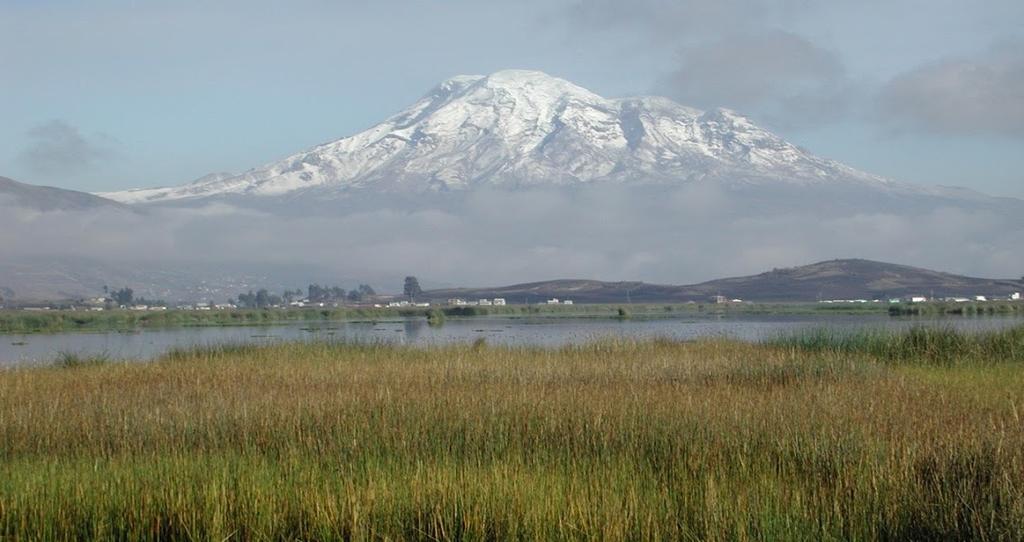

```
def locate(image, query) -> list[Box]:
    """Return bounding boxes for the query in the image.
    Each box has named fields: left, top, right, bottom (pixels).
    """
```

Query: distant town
left=0, top=276, right=582, bottom=312
left=4, top=288, right=1021, bottom=313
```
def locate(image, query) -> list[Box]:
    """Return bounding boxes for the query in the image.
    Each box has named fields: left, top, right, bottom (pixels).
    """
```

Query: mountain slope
left=0, top=177, right=127, bottom=212
left=102, top=70, right=900, bottom=204
left=423, top=260, right=1024, bottom=303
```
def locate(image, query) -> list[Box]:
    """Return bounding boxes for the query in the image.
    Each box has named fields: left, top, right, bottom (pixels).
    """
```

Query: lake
left=8, top=313, right=1024, bottom=366
left=2, top=313, right=1022, bottom=367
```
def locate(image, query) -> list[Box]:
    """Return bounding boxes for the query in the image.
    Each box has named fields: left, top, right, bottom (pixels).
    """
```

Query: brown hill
left=0, top=176, right=128, bottom=212
left=424, top=259, right=1023, bottom=303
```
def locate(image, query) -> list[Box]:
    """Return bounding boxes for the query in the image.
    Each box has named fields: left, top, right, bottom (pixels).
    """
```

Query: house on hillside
left=1012, top=292, right=1021, bottom=301
left=493, top=298, right=507, bottom=306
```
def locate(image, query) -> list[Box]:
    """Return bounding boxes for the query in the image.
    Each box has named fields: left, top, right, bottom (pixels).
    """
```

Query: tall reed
left=1, top=336, right=1022, bottom=540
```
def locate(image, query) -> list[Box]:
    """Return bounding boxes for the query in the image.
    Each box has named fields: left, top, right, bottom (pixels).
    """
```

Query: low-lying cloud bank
left=1, top=184, right=1022, bottom=299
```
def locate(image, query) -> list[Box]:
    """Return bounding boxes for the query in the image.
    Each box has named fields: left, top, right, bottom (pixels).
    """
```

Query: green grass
left=2, top=327, right=1023, bottom=540
left=767, top=325, right=1024, bottom=365
left=0, top=303, right=896, bottom=335
left=889, top=301, right=1024, bottom=316
left=52, top=351, right=113, bottom=368
left=0, top=307, right=397, bottom=334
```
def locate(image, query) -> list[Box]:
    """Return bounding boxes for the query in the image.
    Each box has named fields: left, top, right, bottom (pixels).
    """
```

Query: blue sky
left=1, top=0, right=1022, bottom=197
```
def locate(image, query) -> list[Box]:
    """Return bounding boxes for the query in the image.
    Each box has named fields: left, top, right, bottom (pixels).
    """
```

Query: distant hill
left=0, top=176, right=127, bottom=212
left=424, top=259, right=1024, bottom=303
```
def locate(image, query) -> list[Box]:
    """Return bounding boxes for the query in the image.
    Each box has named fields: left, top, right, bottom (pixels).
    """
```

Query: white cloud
left=877, top=41, right=1024, bottom=137
left=1, top=185, right=1021, bottom=298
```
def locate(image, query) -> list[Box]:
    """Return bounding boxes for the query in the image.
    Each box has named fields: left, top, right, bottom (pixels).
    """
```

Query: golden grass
left=1, top=339, right=1022, bottom=540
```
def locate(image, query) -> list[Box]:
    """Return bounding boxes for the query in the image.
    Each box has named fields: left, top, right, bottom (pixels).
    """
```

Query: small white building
left=478, top=299, right=493, bottom=306
left=909, top=296, right=928, bottom=303
left=562, top=300, right=573, bottom=305
left=975, top=295, right=988, bottom=302
left=546, top=298, right=561, bottom=305
left=493, top=298, right=507, bottom=306
left=1012, top=292, right=1021, bottom=301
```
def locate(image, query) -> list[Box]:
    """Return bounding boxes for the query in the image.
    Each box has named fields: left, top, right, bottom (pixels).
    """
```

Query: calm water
left=2, top=314, right=1022, bottom=367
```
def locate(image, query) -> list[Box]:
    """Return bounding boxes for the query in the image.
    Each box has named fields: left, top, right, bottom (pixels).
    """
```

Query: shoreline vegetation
left=1, top=300, right=1021, bottom=335
left=1, top=326, right=1022, bottom=539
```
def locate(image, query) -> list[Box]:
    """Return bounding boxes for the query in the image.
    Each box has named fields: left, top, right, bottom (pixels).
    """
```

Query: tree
left=348, top=284, right=376, bottom=302
left=255, top=289, right=270, bottom=308
left=403, top=276, right=422, bottom=301
left=237, top=291, right=257, bottom=308
left=308, top=284, right=328, bottom=303
left=112, top=288, right=134, bottom=306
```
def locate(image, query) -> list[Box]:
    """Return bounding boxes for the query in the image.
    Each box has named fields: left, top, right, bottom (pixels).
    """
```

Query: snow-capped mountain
left=101, top=70, right=897, bottom=204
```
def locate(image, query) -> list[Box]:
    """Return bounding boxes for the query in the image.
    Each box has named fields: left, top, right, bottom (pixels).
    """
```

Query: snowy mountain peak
left=101, top=70, right=891, bottom=204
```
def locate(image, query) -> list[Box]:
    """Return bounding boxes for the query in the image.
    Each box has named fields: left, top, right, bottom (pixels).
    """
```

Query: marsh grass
left=1, top=332, right=1023, bottom=540
left=890, top=301, right=1024, bottom=316
left=769, top=325, right=1024, bottom=365
left=0, top=302, right=900, bottom=334
left=52, top=350, right=112, bottom=368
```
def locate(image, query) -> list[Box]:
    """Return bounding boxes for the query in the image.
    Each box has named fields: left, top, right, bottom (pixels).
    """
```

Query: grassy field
left=1, top=327, right=1023, bottom=540
left=889, top=301, right=1024, bottom=316
left=0, top=302, right=902, bottom=335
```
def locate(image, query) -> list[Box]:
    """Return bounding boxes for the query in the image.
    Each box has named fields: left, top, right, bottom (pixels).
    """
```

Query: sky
left=1, top=0, right=1022, bottom=198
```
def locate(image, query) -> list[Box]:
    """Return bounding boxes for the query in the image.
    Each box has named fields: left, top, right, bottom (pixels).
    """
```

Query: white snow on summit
left=102, top=70, right=894, bottom=204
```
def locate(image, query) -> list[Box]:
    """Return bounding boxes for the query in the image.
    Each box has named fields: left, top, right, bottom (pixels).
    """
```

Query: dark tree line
left=237, top=289, right=283, bottom=309
left=111, top=287, right=134, bottom=306
left=306, top=284, right=377, bottom=303
left=236, top=284, right=378, bottom=308
left=100, top=287, right=165, bottom=307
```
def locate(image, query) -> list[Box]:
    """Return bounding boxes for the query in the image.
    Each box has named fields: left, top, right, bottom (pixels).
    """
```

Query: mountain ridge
left=0, top=176, right=128, bottom=212
left=423, top=259, right=1024, bottom=303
